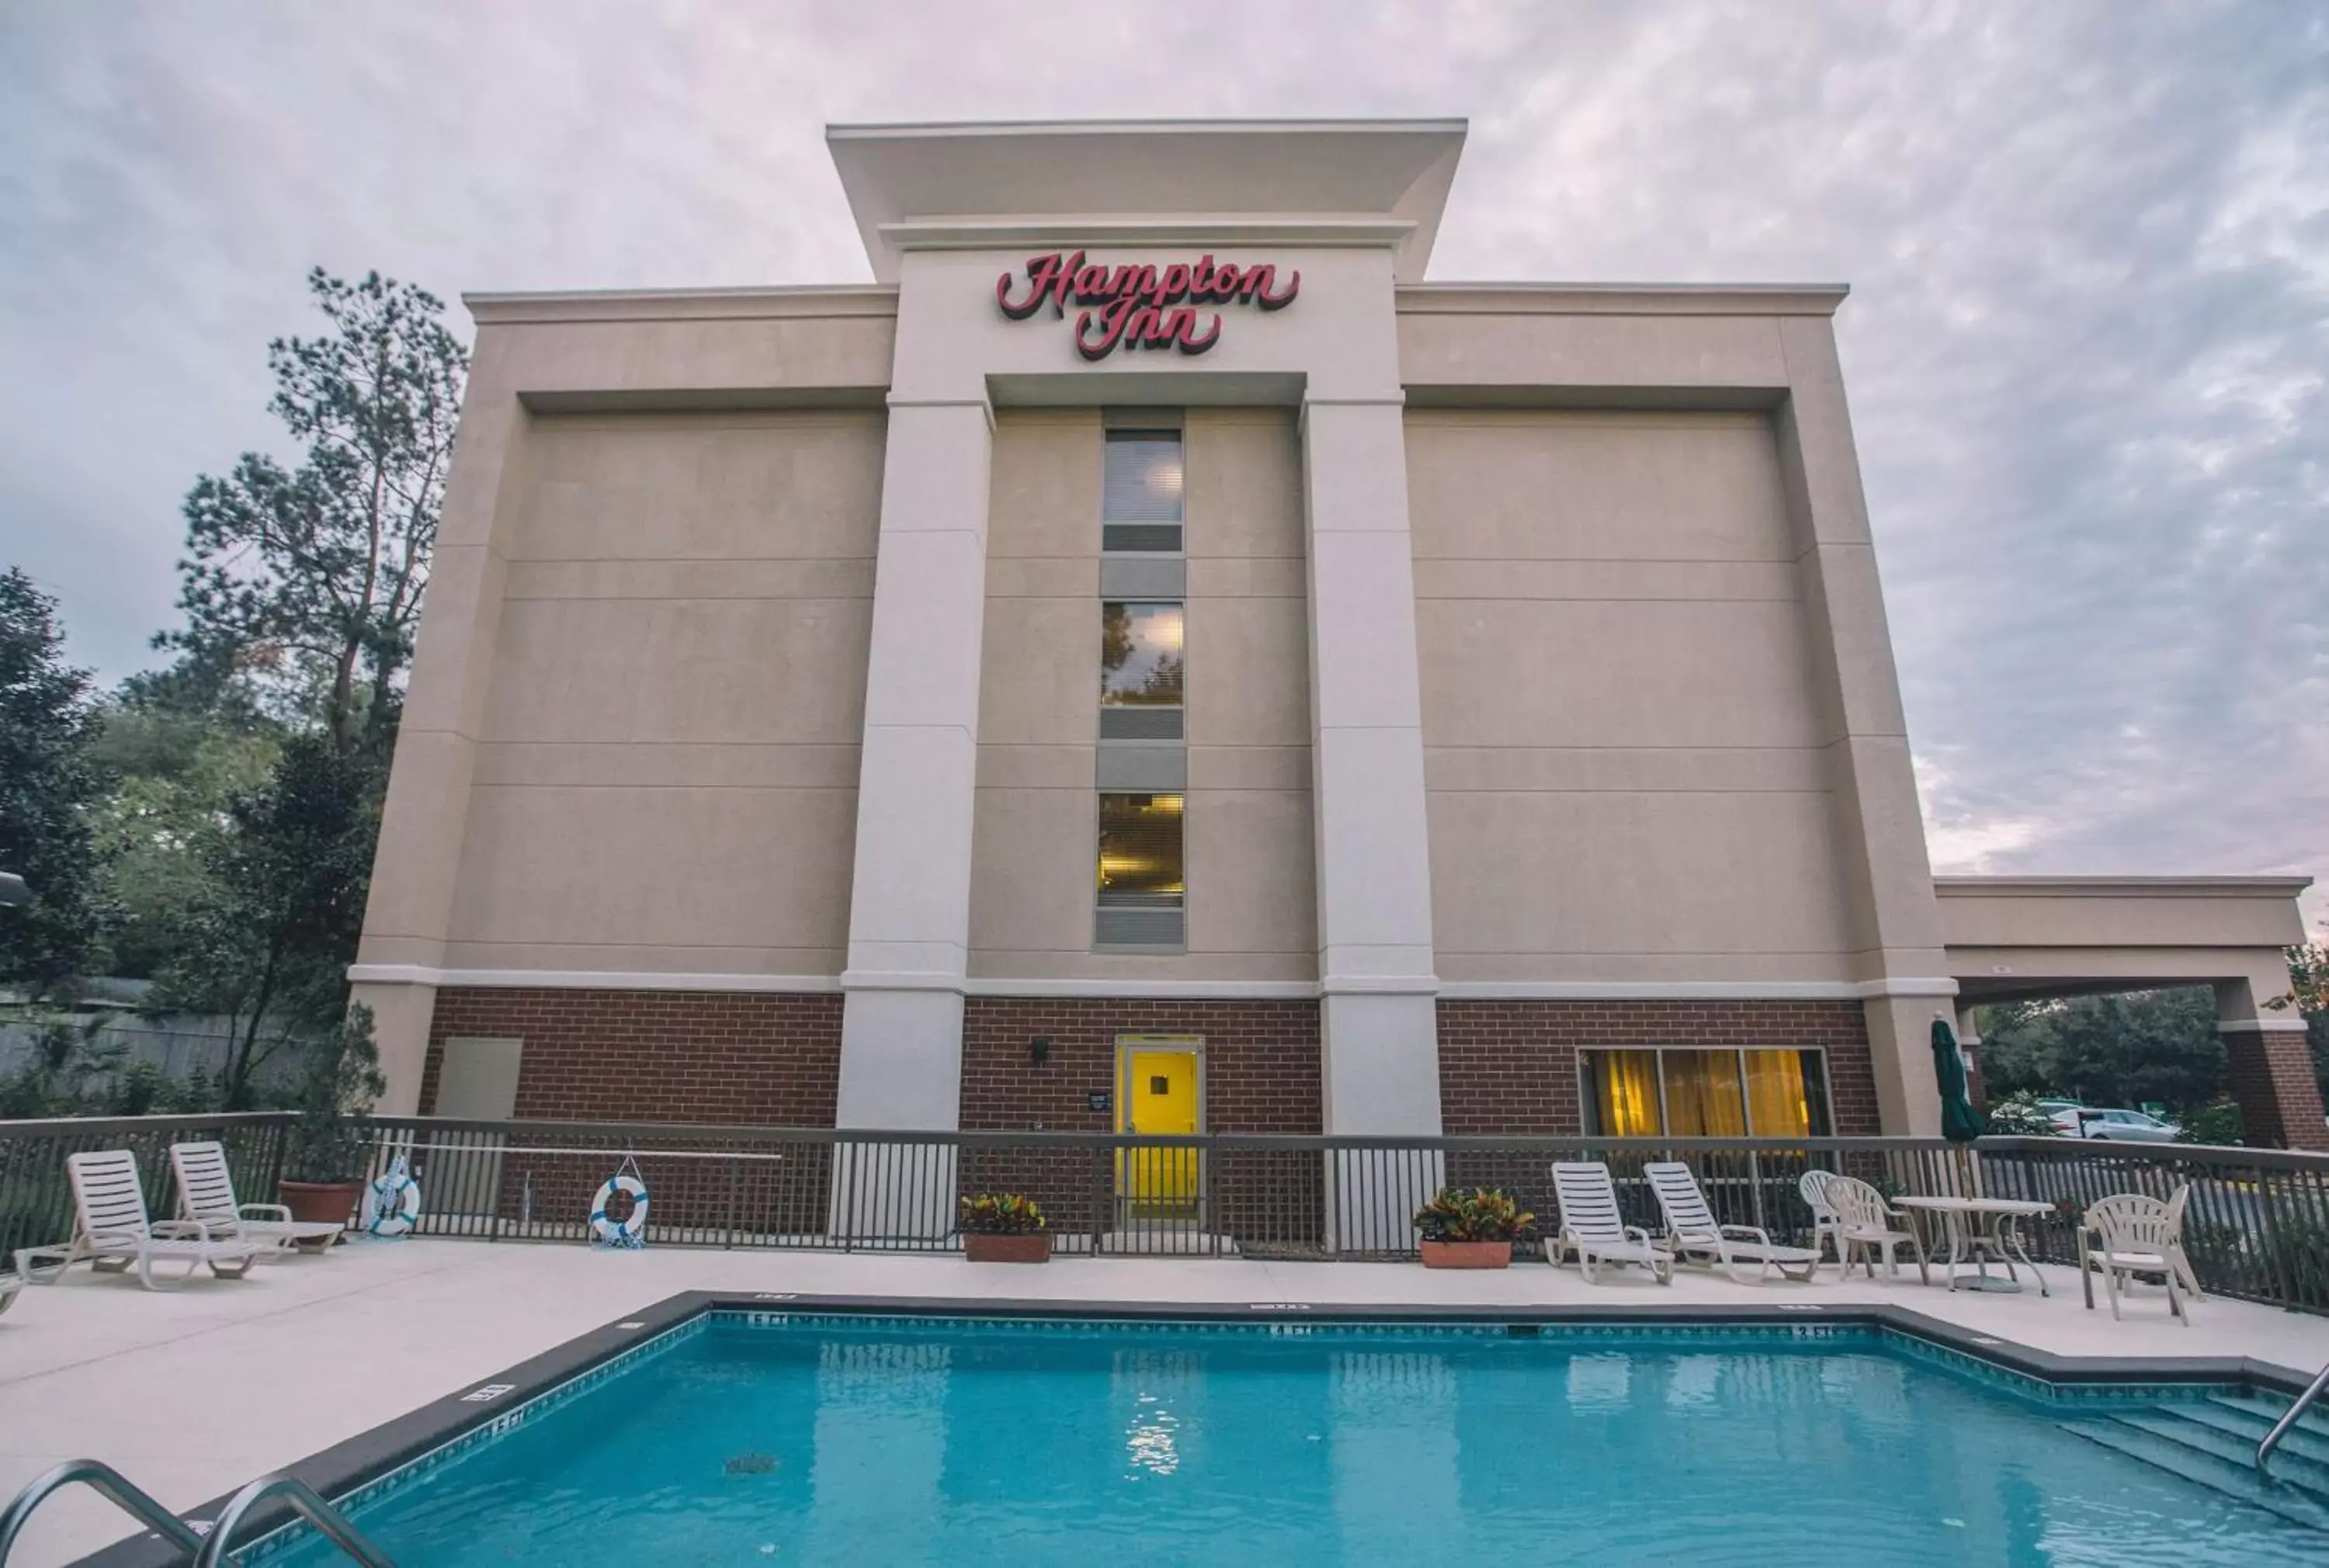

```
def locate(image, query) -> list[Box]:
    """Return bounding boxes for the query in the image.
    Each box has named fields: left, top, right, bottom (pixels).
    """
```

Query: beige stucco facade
left=349, top=119, right=2317, bottom=1147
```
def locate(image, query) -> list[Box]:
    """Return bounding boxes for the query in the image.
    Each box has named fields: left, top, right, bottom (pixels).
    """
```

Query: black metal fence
left=0, top=1112, right=294, bottom=1265
left=4, top=1114, right=2327, bottom=1314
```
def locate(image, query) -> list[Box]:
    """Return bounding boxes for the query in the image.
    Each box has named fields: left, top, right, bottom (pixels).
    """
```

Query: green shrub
left=282, top=1004, right=384, bottom=1184
left=1984, top=1092, right=2062, bottom=1137
left=959, top=1193, right=1046, bottom=1234
left=1414, top=1186, right=1536, bottom=1243
left=2175, top=1096, right=2244, bottom=1147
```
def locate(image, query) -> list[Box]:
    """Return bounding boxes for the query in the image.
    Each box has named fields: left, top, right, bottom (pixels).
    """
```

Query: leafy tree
left=2275, top=933, right=2329, bottom=1101
left=0, top=567, right=105, bottom=993
left=86, top=676, right=281, bottom=980
left=1977, top=987, right=2226, bottom=1113
left=283, top=1002, right=386, bottom=1184
left=152, top=730, right=385, bottom=1105
left=161, top=269, right=467, bottom=748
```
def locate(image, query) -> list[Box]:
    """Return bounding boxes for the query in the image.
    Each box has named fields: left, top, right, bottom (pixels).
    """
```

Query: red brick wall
left=1434, top=999, right=1882, bottom=1136
left=957, top=997, right=1323, bottom=1133
left=2225, top=1027, right=2329, bottom=1152
left=956, top=997, right=1325, bottom=1249
left=418, top=988, right=844, bottom=1126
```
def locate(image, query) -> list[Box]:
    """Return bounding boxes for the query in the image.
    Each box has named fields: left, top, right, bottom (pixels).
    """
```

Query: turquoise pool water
left=274, top=1316, right=2323, bottom=1566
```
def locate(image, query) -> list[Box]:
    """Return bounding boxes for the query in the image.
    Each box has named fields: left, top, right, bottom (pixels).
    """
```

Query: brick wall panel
left=1435, top=999, right=1882, bottom=1136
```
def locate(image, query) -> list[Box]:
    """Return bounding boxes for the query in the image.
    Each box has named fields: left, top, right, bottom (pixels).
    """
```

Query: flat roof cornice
left=464, top=284, right=899, bottom=325
left=1398, top=283, right=1851, bottom=317
left=1934, top=875, right=2315, bottom=900
left=828, top=116, right=1470, bottom=140
left=826, top=118, right=1467, bottom=284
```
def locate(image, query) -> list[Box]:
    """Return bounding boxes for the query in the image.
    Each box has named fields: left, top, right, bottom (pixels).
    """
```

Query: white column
left=1303, top=395, right=1444, bottom=1142
left=1304, top=394, right=1444, bottom=1250
left=830, top=396, right=990, bottom=1235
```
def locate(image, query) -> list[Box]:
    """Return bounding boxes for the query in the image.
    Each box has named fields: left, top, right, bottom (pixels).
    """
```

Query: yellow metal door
left=1118, top=1049, right=1199, bottom=1205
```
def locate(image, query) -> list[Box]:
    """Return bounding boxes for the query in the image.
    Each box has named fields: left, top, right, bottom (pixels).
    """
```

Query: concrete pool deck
left=5, top=1239, right=2327, bottom=1566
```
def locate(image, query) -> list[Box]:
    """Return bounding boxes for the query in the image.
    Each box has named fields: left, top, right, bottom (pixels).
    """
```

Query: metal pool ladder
left=2258, top=1358, right=2329, bottom=1481
left=0, top=1458, right=394, bottom=1566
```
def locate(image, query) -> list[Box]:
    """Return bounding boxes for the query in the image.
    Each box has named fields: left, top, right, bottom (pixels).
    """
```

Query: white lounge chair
left=26, top=1150, right=265, bottom=1291
left=1826, top=1175, right=1929, bottom=1285
left=172, top=1140, right=345, bottom=1254
left=2081, top=1189, right=2195, bottom=1325
left=1551, top=1162, right=1673, bottom=1284
left=1799, top=1169, right=1846, bottom=1269
left=1644, top=1161, right=1821, bottom=1285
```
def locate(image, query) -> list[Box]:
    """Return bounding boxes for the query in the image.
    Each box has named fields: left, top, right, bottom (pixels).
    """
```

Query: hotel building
left=349, top=120, right=2323, bottom=1152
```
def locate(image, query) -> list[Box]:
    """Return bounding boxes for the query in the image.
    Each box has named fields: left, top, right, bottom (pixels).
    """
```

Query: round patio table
left=1892, top=1196, right=2054, bottom=1296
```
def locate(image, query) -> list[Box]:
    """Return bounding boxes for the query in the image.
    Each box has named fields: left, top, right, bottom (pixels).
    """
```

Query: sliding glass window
left=1578, top=1048, right=1833, bottom=1138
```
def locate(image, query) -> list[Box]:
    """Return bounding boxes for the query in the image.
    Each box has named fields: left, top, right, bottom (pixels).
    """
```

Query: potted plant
left=1414, top=1186, right=1535, bottom=1269
left=960, top=1193, right=1050, bottom=1262
left=278, top=1004, right=387, bottom=1237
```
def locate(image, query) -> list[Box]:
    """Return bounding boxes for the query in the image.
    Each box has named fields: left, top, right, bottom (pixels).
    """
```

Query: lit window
left=1096, top=793, right=1185, bottom=947
left=1101, top=602, right=1185, bottom=708
left=1578, top=1048, right=1832, bottom=1137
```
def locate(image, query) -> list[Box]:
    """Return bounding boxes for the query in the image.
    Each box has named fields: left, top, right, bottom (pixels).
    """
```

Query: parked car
left=2033, top=1097, right=2084, bottom=1119
left=2050, top=1106, right=2181, bottom=1143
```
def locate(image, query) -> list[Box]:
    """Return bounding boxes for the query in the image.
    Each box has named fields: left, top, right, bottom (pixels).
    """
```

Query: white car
left=2050, top=1106, right=2181, bottom=1143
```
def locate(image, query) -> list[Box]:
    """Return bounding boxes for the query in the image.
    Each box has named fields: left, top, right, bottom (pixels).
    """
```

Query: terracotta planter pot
left=964, top=1231, right=1053, bottom=1264
left=1420, top=1239, right=1512, bottom=1270
left=277, top=1180, right=363, bottom=1239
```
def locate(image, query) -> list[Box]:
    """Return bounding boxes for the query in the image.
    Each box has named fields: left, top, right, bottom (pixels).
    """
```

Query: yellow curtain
left=1595, top=1050, right=1661, bottom=1136
left=1663, top=1051, right=1746, bottom=1136
left=1744, top=1050, right=1811, bottom=1137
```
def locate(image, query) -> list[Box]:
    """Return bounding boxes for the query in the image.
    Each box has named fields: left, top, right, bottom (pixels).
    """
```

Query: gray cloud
left=1, top=1, right=2320, bottom=922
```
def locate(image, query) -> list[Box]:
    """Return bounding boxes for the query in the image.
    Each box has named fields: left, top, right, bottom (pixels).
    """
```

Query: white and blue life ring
left=364, top=1158, right=422, bottom=1238
left=591, top=1173, right=649, bottom=1249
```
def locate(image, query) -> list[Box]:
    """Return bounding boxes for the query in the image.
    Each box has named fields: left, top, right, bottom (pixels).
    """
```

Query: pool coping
left=77, top=1292, right=2324, bottom=1566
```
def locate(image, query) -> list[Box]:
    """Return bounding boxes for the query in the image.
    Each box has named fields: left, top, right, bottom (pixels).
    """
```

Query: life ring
left=365, top=1160, right=422, bottom=1238
left=591, top=1174, right=649, bottom=1247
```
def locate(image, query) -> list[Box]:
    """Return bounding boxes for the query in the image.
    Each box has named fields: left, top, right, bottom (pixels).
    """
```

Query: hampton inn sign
left=996, top=249, right=1300, bottom=359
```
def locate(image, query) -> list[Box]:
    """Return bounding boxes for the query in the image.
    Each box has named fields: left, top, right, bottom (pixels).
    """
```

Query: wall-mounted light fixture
left=1029, top=1036, right=1052, bottom=1066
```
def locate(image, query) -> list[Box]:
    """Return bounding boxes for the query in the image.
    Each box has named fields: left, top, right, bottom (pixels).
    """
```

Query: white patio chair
left=1645, top=1161, right=1821, bottom=1285
left=2164, top=1184, right=2204, bottom=1301
left=1826, top=1175, right=1929, bottom=1285
left=172, top=1140, right=345, bottom=1253
left=1799, top=1168, right=1846, bottom=1269
left=29, top=1149, right=265, bottom=1291
left=2080, top=1191, right=2193, bottom=1325
left=1551, top=1162, right=1672, bottom=1285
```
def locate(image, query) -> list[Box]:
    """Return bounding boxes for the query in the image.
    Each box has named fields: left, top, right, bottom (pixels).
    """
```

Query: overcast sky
left=2, top=2, right=2322, bottom=924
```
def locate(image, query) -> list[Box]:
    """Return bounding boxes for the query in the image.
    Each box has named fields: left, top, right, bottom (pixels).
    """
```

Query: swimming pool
left=259, top=1311, right=2324, bottom=1566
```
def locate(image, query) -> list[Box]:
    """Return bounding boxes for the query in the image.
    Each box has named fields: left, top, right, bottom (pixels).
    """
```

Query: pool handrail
left=0, top=1457, right=206, bottom=1563
left=2257, top=1357, right=2329, bottom=1480
left=191, top=1471, right=395, bottom=1567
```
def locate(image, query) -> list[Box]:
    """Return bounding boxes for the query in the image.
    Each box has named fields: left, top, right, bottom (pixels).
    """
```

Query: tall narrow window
left=1743, top=1049, right=1831, bottom=1137
left=1660, top=1050, right=1748, bottom=1137
left=1583, top=1049, right=1661, bottom=1137
left=1099, top=601, right=1185, bottom=741
left=1095, top=792, right=1185, bottom=947
left=1102, top=429, right=1184, bottom=553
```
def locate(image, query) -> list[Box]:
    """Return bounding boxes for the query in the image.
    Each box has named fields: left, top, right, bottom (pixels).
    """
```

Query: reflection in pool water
left=273, top=1319, right=2324, bottom=1567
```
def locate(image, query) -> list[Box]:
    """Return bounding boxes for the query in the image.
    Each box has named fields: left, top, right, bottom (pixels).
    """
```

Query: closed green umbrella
left=1932, top=1018, right=1986, bottom=1143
